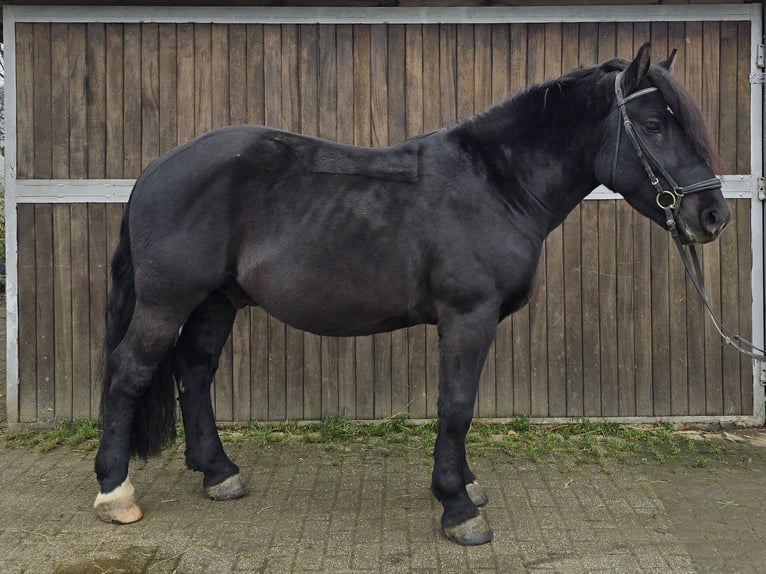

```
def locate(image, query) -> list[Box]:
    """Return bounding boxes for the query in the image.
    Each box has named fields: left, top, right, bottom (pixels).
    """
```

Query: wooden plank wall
left=14, top=20, right=755, bottom=422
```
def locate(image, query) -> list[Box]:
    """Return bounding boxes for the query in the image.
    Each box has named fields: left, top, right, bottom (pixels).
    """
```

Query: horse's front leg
left=431, top=304, right=497, bottom=545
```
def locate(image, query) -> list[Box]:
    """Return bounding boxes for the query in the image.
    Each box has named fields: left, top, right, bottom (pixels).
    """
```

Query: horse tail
left=100, top=203, right=177, bottom=460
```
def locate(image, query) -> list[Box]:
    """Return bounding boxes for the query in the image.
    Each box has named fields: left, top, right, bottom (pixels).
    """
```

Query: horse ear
left=660, top=48, right=678, bottom=73
left=622, top=42, right=652, bottom=95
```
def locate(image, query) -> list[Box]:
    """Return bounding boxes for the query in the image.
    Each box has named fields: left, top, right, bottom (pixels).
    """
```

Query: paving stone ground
left=0, top=436, right=765, bottom=574
left=2, top=312, right=765, bottom=573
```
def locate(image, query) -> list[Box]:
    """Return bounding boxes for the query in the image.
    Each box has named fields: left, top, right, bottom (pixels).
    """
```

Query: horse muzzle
left=675, top=196, right=731, bottom=244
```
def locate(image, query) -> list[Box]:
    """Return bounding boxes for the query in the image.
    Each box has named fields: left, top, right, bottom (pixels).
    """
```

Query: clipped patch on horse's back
left=304, top=140, right=420, bottom=183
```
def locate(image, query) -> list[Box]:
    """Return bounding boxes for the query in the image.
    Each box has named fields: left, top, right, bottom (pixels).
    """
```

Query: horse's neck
left=462, top=88, right=606, bottom=232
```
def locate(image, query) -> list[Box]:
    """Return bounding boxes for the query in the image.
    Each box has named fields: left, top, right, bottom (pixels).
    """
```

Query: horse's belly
left=238, top=255, right=432, bottom=337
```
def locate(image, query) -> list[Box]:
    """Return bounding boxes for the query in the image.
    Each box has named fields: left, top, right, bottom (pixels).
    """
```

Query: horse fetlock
left=205, top=473, right=247, bottom=501
left=442, top=513, right=493, bottom=546
left=94, top=476, right=143, bottom=524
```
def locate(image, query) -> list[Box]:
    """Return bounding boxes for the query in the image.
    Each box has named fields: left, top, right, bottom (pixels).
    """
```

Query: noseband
left=611, top=71, right=766, bottom=362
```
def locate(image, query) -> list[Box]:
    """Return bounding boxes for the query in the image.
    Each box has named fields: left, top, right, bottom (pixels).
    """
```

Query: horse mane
left=457, top=57, right=721, bottom=174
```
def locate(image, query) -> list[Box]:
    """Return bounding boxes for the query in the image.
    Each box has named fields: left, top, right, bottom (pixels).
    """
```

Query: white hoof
left=94, top=477, right=143, bottom=524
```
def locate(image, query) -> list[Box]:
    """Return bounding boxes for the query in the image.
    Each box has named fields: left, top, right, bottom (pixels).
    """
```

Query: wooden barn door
left=9, top=11, right=760, bottom=424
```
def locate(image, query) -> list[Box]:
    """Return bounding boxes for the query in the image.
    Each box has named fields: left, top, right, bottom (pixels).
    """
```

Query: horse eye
left=644, top=121, right=662, bottom=134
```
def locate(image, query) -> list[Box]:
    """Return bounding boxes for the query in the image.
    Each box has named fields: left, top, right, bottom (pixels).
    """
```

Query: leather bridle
left=612, top=71, right=766, bottom=362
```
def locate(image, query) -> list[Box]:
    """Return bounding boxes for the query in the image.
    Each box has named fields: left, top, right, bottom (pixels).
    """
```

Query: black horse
left=94, top=44, right=729, bottom=545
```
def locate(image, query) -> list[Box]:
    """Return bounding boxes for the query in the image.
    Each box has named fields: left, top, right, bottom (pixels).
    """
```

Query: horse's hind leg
left=174, top=291, right=245, bottom=500
left=94, top=303, right=185, bottom=523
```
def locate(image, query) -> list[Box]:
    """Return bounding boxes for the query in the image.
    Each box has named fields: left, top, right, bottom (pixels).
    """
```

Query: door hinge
left=757, top=177, right=766, bottom=200
left=759, top=365, right=766, bottom=386
left=758, top=44, right=765, bottom=68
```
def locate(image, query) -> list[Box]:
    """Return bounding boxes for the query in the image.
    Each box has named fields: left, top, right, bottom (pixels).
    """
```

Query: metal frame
left=4, top=3, right=764, bottom=426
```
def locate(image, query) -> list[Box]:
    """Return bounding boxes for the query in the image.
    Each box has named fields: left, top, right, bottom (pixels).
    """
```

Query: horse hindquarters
left=174, top=292, right=245, bottom=500
left=94, top=208, right=196, bottom=523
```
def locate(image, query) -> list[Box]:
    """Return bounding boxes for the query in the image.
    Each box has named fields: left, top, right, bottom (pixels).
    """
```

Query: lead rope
left=614, top=71, right=766, bottom=362
left=664, top=206, right=766, bottom=362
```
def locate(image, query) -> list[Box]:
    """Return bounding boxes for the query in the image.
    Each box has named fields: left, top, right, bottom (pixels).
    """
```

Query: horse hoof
left=466, top=481, right=488, bottom=507
left=94, top=477, right=143, bottom=524
left=205, top=474, right=246, bottom=501
left=443, top=514, right=493, bottom=546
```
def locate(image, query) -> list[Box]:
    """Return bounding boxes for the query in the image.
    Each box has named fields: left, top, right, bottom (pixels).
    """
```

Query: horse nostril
left=701, top=208, right=727, bottom=235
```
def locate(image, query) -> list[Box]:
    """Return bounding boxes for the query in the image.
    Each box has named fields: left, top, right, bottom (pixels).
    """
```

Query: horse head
left=595, top=42, right=730, bottom=244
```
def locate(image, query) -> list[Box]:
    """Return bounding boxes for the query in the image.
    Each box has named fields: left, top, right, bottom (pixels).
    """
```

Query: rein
left=612, top=71, right=766, bottom=362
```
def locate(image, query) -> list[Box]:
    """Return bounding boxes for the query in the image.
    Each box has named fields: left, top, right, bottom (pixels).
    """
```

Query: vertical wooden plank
left=719, top=199, right=741, bottom=414
left=492, top=24, right=513, bottom=417
left=406, top=25, right=434, bottom=420
left=736, top=23, right=752, bottom=414
left=736, top=200, right=753, bottom=413
left=33, top=23, right=52, bottom=179
left=88, top=204, right=108, bottom=416
left=371, top=23, right=392, bottom=420
left=123, top=24, right=142, bottom=178
left=631, top=22, right=653, bottom=417
left=246, top=25, right=265, bottom=126
left=351, top=24, right=374, bottom=420
left=211, top=24, right=231, bottom=132
left=262, top=24, right=286, bottom=420
left=87, top=24, right=106, bottom=179
left=105, top=24, right=124, bottom=178
left=398, top=24, right=422, bottom=418
left=735, top=22, right=751, bottom=175
left=510, top=23, right=530, bottom=416
left=318, top=24, right=339, bottom=417
left=614, top=23, right=635, bottom=417
left=299, top=23, right=322, bottom=421
left=577, top=22, right=599, bottom=417
left=562, top=23, right=583, bottom=418
left=250, top=308, right=269, bottom=421
left=51, top=24, right=70, bottom=180
left=70, top=204, right=91, bottom=418
left=159, top=24, right=178, bottom=155
left=421, top=24, right=441, bottom=419
left=195, top=23, right=213, bottom=137
left=526, top=23, right=548, bottom=417
left=229, top=24, right=248, bottom=126
left=649, top=22, right=672, bottom=417
left=53, top=205, right=73, bottom=420
left=594, top=23, right=618, bottom=418
left=232, top=315, right=251, bottom=423
left=718, top=22, right=747, bottom=415
left=544, top=23, right=566, bottom=418
left=16, top=24, right=35, bottom=178
left=177, top=23, right=196, bottom=146
left=457, top=22, right=478, bottom=415
left=18, top=206, right=37, bottom=421
left=210, top=23, right=234, bottom=421
left=142, top=23, right=160, bottom=170
left=682, top=22, right=707, bottom=416
left=69, top=23, right=90, bottom=417
left=336, top=24, right=356, bottom=417
left=282, top=23, right=306, bottom=421
left=245, top=24, right=267, bottom=421
left=702, top=22, right=723, bottom=416
left=580, top=201, right=601, bottom=417
left=475, top=23, right=496, bottom=418
left=35, top=206, right=55, bottom=421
